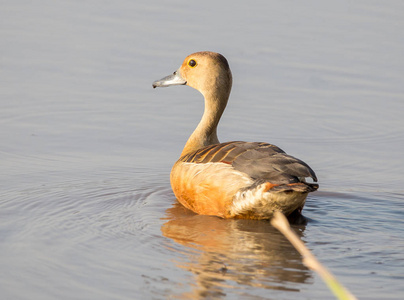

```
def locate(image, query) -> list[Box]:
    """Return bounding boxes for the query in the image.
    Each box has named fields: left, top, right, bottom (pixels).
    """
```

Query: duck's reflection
left=161, top=203, right=312, bottom=298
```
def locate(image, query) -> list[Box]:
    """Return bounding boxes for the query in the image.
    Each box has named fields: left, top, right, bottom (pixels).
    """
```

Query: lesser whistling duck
left=153, top=51, right=318, bottom=219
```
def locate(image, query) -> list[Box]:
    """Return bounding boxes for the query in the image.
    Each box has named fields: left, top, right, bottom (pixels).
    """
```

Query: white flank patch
left=230, top=183, right=308, bottom=218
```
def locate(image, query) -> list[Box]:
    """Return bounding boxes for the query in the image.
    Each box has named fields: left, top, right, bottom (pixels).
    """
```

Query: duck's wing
left=180, top=141, right=317, bottom=185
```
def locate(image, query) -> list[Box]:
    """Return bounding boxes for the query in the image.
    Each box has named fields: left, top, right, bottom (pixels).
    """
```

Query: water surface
left=1, top=1, right=404, bottom=299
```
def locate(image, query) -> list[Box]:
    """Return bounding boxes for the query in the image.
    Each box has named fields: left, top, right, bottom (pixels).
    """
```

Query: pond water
left=1, top=1, right=404, bottom=299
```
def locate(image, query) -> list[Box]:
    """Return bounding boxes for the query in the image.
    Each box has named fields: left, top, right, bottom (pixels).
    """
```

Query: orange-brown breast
left=170, top=160, right=253, bottom=218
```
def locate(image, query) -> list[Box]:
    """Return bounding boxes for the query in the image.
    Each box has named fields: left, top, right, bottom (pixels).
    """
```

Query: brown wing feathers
left=180, top=141, right=318, bottom=187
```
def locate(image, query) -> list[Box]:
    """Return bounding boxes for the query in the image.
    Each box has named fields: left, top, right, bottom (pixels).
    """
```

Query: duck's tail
left=264, top=182, right=319, bottom=193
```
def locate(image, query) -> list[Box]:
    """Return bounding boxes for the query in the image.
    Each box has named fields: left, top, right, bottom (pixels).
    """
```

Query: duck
left=153, top=51, right=318, bottom=219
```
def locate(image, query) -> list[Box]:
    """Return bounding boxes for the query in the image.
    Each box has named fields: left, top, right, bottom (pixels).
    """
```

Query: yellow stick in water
left=270, top=211, right=357, bottom=300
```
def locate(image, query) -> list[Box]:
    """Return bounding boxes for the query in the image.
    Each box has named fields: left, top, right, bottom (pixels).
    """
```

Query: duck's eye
left=188, top=59, right=197, bottom=68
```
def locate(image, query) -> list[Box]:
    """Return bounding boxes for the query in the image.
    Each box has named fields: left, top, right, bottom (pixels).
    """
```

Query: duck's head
left=153, top=51, right=232, bottom=99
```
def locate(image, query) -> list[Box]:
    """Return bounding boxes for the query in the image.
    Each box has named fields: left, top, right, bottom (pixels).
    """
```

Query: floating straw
left=270, top=211, right=357, bottom=300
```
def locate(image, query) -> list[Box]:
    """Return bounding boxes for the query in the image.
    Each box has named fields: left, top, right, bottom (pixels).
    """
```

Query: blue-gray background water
left=1, top=1, right=403, bottom=299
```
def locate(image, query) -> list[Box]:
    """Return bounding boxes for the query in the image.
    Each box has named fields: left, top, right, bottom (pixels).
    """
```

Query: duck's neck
left=181, top=89, right=229, bottom=157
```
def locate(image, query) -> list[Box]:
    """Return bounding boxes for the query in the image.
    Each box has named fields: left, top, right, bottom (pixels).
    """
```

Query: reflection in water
left=161, top=203, right=312, bottom=298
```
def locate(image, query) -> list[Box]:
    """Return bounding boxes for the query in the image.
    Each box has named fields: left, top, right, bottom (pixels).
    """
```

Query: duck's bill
left=152, top=69, right=186, bottom=88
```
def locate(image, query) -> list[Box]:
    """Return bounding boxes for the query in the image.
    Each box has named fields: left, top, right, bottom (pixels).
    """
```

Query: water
left=1, top=0, right=404, bottom=299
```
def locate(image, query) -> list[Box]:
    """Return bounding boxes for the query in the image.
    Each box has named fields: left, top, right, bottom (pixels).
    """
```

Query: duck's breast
left=170, top=160, right=253, bottom=218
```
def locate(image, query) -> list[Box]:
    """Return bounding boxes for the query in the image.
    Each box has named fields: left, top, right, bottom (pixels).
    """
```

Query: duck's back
left=170, top=141, right=318, bottom=219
